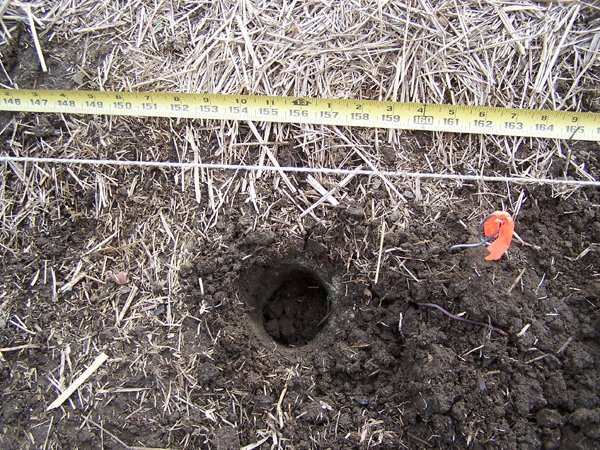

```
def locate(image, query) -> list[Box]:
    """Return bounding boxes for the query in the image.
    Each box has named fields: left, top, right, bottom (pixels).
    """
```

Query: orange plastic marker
left=483, top=211, right=514, bottom=260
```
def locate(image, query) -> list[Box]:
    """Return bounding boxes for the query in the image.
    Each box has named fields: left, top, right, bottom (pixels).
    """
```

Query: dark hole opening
left=262, top=269, right=330, bottom=346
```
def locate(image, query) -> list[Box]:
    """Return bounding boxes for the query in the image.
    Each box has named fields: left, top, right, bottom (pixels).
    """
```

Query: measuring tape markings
left=0, top=89, right=598, bottom=141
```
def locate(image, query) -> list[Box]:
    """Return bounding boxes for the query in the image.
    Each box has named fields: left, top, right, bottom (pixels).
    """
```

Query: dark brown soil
left=261, top=266, right=330, bottom=346
left=0, top=8, right=599, bottom=450
left=1, top=173, right=599, bottom=449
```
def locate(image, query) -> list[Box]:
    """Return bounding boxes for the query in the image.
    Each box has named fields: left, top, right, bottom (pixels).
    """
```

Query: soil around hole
left=262, top=269, right=330, bottom=346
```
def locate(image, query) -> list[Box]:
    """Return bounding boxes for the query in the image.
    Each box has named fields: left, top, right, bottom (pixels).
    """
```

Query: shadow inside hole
left=262, top=268, right=330, bottom=346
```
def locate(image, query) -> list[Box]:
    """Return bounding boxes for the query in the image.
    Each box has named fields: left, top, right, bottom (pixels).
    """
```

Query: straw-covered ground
left=1, top=1, right=599, bottom=449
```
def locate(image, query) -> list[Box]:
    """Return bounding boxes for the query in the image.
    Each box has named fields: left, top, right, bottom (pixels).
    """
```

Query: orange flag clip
left=482, top=211, right=514, bottom=260
left=448, top=211, right=515, bottom=260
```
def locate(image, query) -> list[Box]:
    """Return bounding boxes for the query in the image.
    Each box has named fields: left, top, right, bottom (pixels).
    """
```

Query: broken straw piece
left=483, top=211, right=515, bottom=261
left=47, top=352, right=109, bottom=410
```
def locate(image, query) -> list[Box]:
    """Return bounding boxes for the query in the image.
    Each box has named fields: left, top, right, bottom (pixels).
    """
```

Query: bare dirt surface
left=1, top=173, right=599, bottom=449
left=1, top=2, right=599, bottom=450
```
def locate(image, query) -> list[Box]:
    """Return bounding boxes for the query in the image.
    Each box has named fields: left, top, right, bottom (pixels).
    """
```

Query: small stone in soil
left=354, top=394, right=369, bottom=406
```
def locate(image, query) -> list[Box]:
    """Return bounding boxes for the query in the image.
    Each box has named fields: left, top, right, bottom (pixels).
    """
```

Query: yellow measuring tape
left=1, top=89, right=598, bottom=141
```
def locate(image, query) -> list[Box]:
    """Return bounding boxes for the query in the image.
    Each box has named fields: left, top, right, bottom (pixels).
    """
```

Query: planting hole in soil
left=262, top=267, right=330, bottom=346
